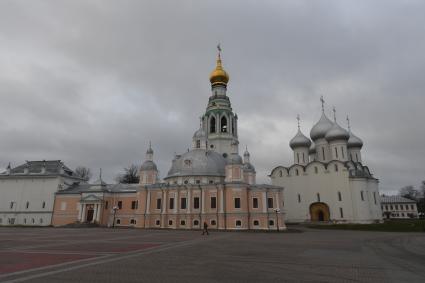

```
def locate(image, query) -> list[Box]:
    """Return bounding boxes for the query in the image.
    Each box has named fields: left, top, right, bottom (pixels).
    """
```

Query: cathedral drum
left=309, top=202, right=330, bottom=222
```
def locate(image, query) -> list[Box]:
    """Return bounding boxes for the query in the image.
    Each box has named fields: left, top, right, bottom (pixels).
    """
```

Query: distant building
left=51, top=49, right=286, bottom=231
left=380, top=196, right=418, bottom=219
left=0, top=160, right=84, bottom=226
left=270, top=98, right=382, bottom=224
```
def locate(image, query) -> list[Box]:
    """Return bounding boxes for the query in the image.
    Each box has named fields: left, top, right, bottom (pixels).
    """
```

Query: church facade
left=270, top=101, right=382, bottom=223
left=52, top=51, right=286, bottom=231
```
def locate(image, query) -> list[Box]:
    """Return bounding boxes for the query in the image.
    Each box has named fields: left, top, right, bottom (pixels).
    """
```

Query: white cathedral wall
left=348, top=178, right=382, bottom=223
left=0, top=177, right=61, bottom=226
left=272, top=162, right=382, bottom=223
left=273, top=163, right=356, bottom=223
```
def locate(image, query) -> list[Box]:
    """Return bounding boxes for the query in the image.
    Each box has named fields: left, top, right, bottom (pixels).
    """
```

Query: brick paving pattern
left=0, top=227, right=424, bottom=282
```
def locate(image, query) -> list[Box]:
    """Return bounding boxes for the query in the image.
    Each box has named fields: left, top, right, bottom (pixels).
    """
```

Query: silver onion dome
left=309, top=143, right=316, bottom=154
left=140, top=160, right=157, bottom=171
left=243, top=162, right=256, bottom=173
left=325, top=122, right=350, bottom=142
left=290, top=129, right=312, bottom=149
left=310, top=113, right=334, bottom=141
left=348, top=132, right=363, bottom=148
left=165, top=149, right=226, bottom=179
left=193, top=127, right=206, bottom=139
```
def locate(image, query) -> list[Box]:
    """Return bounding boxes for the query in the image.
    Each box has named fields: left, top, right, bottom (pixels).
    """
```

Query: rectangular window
left=338, top=192, right=342, bottom=201
left=395, top=205, right=398, bottom=210
left=317, top=193, right=321, bottom=202
left=169, top=198, right=174, bottom=210
left=341, top=146, right=345, bottom=159
left=131, top=201, right=137, bottom=210
left=302, top=153, right=305, bottom=163
left=411, top=204, right=414, bottom=210
left=156, top=198, right=161, bottom=210
left=60, top=202, right=67, bottom=211
left=322, top=147, right=325, bottom=160
left=105, top=201, right=109, bottom=209
left=194, top=197, right=200, bottom=209
left=298, top=194, right=301, bottom=203
left=360, top=191, right=364, bottom=201
left=297, top=152, right=300, bottom=164
left=335, top=147, right=338, bottom=159
left=181, top=198, right=187, bottom=209
left=10, top=202, right=14, bottom=209
left=234, top=198, right=241, bottom=209
left=42, top=201, right=46, bottom=209
left=118, top=201, right=123, bottom=209
left=373, top=192, right=377, bottom=204
left=26, top=202, right=29, bottom=209
left=211, top=197, right=217, bottom=209
left=340, top=207, right=344, bottom=218
left=253, top=197, right=259, bottom=208
left=267, top=197, right=273, bottom=209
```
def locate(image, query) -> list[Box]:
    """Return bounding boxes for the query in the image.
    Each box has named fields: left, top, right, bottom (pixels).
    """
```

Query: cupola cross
left=296, top=114, right=300, bottom=129
left=320, top=95, right=325, bottom=112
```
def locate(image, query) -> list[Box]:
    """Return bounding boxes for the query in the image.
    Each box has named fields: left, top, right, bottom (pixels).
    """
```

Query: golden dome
left=209, top=53, right=229, bottom=86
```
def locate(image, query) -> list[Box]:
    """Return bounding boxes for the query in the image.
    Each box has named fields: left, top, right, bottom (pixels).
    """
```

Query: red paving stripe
left=0, top=252, right=96, bottom=275
left=28, top=243, right=161, bottom=253
left=0, top=243, right=161, bottom=275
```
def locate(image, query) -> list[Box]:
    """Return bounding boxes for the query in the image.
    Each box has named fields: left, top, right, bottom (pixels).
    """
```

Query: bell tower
left=202, top=45, right=239, bottom=157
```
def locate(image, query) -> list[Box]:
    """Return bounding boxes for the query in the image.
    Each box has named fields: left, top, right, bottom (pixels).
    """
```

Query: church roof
left=166, top=149, right=226, bottom=179
left=380, top=196, right=416, bottom=204
left=1, top=160, right=78, bottom=178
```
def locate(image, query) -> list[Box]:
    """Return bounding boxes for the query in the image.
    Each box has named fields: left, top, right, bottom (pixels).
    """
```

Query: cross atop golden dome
left=209, top=44, right=229, bottom=87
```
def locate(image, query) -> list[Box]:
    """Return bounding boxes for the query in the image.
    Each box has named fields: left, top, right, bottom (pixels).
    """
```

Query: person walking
left=202, top=221, right=209, bottom=235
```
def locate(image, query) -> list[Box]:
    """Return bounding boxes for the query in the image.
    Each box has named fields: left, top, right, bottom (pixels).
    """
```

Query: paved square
left=0, top=227, right=424, bottom=282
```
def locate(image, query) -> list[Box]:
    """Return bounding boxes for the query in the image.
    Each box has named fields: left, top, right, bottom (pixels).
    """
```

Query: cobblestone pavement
left=0, top=226, right=424, bottom=282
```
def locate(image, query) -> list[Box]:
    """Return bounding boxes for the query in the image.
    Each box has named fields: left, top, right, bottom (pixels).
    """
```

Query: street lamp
left=112, top=206, right=118, bottom=228
left=274, top=208, right=281, bottom=232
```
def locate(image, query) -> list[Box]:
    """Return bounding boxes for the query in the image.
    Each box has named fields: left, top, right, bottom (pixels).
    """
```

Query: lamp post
left=274, top=208, right=281, bottom=232
left=112, top=206, right=118, bottom=228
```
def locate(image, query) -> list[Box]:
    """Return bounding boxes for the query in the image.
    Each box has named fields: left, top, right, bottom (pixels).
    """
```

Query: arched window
left=279, top=170, right=283, bottom=177
left=235, top=220, right=242, bottom=227
left=314, top=167, right=318, bottom=174
left=196, top=140, right=201, bottom=148
left=269, top=220, right=274, bottom=226
left=356, top=153, right=359, bottom=162
left=334, top=164, right=338, bottom=172
left=295, top=169, right=299, bottom=176
left=253, top=220, right=259, bottom=226
left=341, top=147, right=345, bottom=159
left=335, top=147, right=338, bottom=159
left=322, top=147, right=326, bottom=160
left=221, top=116, right=227, bottom=133
left=210, top=117, right=216, bottom=133
left=193, top=220, right=199, bottom=226
left=211, top=220, right=216, bottom=226
left=302, top=153, right=305, bottom=163
left=297, top=153, right=300, bottom=164
left=338, top=191, right=342, bottom=201
left=317, top=193, right=321, bottom=202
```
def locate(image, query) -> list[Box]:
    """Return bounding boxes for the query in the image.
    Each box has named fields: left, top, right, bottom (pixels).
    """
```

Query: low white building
left=0, top=160, right=84, bottom=226
left=270, top=99, right=382, bottom=224
left=380, top=195, right=418, bottom=219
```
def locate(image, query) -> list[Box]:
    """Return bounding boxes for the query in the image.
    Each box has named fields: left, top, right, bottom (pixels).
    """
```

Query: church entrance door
left=86, top=206, right=94, bottom=222
left=310, top=202, right=330, bottom=222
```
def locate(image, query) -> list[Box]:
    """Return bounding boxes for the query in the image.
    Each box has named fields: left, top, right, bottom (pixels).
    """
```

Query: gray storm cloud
left=0, top=0, right=424, bottom=193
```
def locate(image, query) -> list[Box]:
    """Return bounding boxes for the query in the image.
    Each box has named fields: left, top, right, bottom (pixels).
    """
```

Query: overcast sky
left=0, top=0, right=424, bottom=194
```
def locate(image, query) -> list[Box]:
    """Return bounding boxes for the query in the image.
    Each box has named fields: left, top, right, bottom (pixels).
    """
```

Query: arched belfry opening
left=210, top=117, right=216, bottom=133
left=221, top=116, right=227, bottom=133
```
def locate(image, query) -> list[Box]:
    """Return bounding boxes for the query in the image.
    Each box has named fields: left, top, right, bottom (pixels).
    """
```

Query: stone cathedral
left=51, top=50, right=286, bottom=230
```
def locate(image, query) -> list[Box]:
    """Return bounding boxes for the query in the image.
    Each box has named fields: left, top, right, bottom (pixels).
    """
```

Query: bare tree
left=116, top=164, right=140, bottom=184
left=74, top=166, right=92, bottom=181
left=398, top=185, right=418, bottom=200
